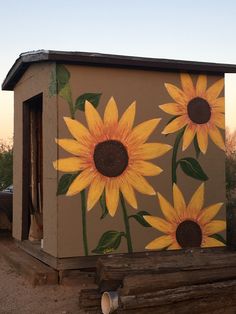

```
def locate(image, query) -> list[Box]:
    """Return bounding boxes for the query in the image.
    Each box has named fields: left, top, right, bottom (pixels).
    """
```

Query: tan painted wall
left=13, top=62, right=58, bottom=256
left=56, top=65, right=225, bottom=257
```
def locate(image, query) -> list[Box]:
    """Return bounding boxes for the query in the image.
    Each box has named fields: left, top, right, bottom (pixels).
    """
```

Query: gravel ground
left=0, top=256, right=81, bottom=314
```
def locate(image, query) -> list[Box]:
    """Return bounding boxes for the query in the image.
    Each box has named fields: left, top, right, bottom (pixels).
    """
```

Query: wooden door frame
left=22, top=93, right=43, bottom=240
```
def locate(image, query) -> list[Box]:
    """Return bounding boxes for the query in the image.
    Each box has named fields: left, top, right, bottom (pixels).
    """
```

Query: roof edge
left=3, top=50, right=236, bottom=90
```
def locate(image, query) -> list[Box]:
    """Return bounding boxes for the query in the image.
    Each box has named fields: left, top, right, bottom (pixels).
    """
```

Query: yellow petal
left=126, top=171, right=155, bottom=195
left=87, top=175, right=105, bottom=211
left=208, top=125, right=225, bottom=151
left=204, top=220, right=226, bottom=235
left=187, top=183, right=204, bottom=217
left=164, top=83, right=188, bottom=105
left=132, top=161, right=163, bottom=176
left=135, top=143, right=172, bottom=160
left=206, top=78, right=224, bottom=102
left=66, top=168, right=94, bottom=196
left=104, top=97, right=118, bottom=128
left=196, top=125, right=208, bottom=154
left=120, top=180, right=137, bottom=209
left=128, top=118, right=161, bottom=145
left=105, top=180, right=120, bottom=217
left=85, top=101, right=104, bottom=136
left=145, top=235, right=173, bottom=250
left=56, top=138, right=89, bottom=156
left=167, top=242, right=181, bottom=250
left=202, top=236, right=225, bottom=248
left=198, top=203, right=224, bottom=225
left=162, top=115, right=188, bottom=134
left=157, top=192, right=178, bottom=223
left=196, top=75, right=207, bottom=96
left=159, top=103, right=186, bottom=115
left=64, top=117, right=92, bottom=145
left=182, top=124, right=196, bottom=151
left=143, top=215, right=173, bottom=233
left=53, top=157, right=86, bottom=172
left=212, top=112, right=225, bottom=129
left=180, top=73, right=195, bottom=98
left=118, top=101, right=136, bottom=133
left=173, top=184, right=186, bottom=218
left=212, top=97, right=224, bottom=113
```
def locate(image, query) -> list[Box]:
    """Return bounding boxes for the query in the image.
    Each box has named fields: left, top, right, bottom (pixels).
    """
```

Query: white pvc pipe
left=101, top=291, right=119, bottom=314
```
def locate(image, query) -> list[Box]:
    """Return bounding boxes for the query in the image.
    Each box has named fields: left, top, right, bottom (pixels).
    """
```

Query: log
left=79, top=289, right=102, bottom=313
left=117, top=295, right=236, bottom=314
left=120, top=266, right=236, bottom=295
left=117, top=279, right=236, bottom=313
left=97, top=247, right=236, bottom=290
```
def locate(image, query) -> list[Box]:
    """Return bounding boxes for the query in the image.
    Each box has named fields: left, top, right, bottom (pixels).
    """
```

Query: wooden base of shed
left=16, top=240, right=98, bottom=270
left=79, top=247, right=236, bottom=313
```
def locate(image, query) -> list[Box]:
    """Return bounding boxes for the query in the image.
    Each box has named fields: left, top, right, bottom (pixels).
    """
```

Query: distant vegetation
left=226, top=128, right=236, bottom=202
left=0, top=140, right=13, bottom=191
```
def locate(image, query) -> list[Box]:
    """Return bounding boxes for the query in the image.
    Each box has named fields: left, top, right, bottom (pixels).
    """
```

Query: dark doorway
left=22, top=94, right=43, bottom=240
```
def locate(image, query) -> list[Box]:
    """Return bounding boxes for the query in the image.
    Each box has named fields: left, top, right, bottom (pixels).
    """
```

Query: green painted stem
left=172, top=129, right=184, bottom=184
left=68, top=97, right=87, bottom=255
left=120, top=193, right=133, bottom=253
left=81, top=189, right=89, bottom=256
left=69, top=100, right=75, bottom=119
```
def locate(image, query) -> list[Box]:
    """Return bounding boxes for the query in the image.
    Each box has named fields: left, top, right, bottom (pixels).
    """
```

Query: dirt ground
left=0, top=255, right=81, bottom=314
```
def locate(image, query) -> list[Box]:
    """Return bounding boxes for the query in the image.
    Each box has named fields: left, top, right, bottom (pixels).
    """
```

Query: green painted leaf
left=210, top=233, right=226, bottom=245
left=57, top=173, right=78, bottom=195
left=59, top=83, right=73, bottom=105
left=178, top=157, right=208, bottom=181
left=100, top=191, right=109, bottom=219
left=56, top=64, right=70, bottom=92
left=49, top=67, right=57, bottom=96
left=129, top=211, right=151, bottom=227
left=49, top=64, right=70, bottom=96
left=194, top=136, right=201, bottom=159
left=92, top=231, right=125, bottom=254
left=74, top=93, right=102, bottom=112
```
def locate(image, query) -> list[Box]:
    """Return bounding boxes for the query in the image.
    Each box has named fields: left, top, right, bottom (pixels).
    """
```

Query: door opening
left=22, top=94, right=43, bottom=240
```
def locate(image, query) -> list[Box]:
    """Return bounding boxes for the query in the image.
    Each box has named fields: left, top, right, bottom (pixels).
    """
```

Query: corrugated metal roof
left=2, top=50, right=236, bottom=91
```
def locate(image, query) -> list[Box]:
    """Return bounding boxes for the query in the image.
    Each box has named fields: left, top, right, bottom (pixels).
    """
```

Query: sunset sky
left=1, top=0, right=236, bottom=140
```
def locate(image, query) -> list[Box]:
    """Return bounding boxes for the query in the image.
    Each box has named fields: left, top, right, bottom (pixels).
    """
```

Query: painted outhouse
left=2, top=50, right=236, bottom=268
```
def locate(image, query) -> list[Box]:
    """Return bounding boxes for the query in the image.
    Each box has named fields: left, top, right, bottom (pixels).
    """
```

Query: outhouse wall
left=12, top=61, right=225, bottom=258
left=55, top=64, right=225, bottom=258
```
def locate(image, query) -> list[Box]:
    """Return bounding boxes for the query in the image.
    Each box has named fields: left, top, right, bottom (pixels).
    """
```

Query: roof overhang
left=3, top=50, right=236, bottom=91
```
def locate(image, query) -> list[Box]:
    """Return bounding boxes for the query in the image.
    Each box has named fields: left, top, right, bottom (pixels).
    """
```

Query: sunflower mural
left=144, top=183, right=226, bottom=250
left=54, top=97, right=172, bottom=254
left=159, top=73, right=225, bottom=184
left=50, top=65, right=225, bottom=256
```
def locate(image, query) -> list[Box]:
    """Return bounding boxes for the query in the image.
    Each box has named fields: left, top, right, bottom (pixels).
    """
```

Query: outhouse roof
left=2, top=50, right=236, bottom=91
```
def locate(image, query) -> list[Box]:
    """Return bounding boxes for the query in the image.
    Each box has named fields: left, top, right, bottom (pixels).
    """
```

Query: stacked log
left=79, top=247, right=236, bottom=313
left=118, top=280, right=236, bottom=313
left=97, top=247, right=236, bottom=287
left=79, top=289, right=101, bottom=313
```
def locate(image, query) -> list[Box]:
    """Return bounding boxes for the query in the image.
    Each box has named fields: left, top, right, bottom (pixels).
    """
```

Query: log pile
left=79, top=247, right=236, bottom=313
left=79, top=289, right=101, bottom=313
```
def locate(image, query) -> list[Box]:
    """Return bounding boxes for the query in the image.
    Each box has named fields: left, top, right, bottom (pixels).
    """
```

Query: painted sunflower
left=144, top=183, right=226, bottom=250
left=53, top=97, right=172, bottom=216
left=160, top=74, right=225, bottom=154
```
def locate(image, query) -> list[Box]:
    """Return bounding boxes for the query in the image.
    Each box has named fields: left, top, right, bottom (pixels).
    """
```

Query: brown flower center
left=187, top=97, right=211, bottom=124
left=176, top=220, right=202, bottom=248
left=93, top=140, right=129, bottom=177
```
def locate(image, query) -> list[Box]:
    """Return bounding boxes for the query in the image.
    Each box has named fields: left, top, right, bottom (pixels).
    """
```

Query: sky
left=1, top=0, right=236, bottom=140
